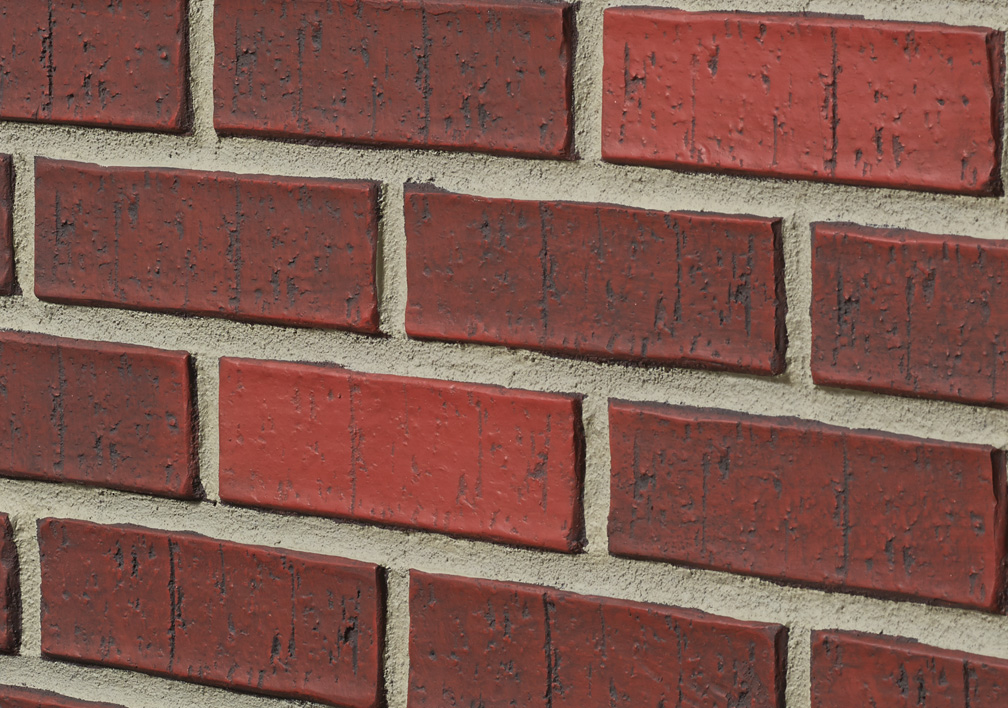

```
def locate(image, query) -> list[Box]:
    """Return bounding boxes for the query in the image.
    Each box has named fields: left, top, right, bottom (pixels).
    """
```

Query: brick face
left=608, top=401, right=1008, bottom=610
left=812, top=631, right=1008, bottom=707
left=0, top=331, right=198, bottom=498
left=219, top=357, right=585, bottom=551
left=409, top=571, right=786, bottom=708
left=0, top=685, right=123, bottom=708
left=405, top=187, right=786, bottom=374
left=34, top=159, right=380, bottom=332
left=38, top=518, right=384, bottom=708
left=812, top=223, right=1008, bottom=408
left=0, top=1, right=189, bottom=131
left=213, top=0, right=573, bottom=157
left=0, top=154, right=11, bottom=294
left=0, top=514, right=19, bottom=654
left=602, top=10, right=1005, bottom=194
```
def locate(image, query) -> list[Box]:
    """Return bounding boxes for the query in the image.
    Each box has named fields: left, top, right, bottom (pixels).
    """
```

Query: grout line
left=786, top=625, right=813, bottom=708
left=580, top=393, right=612, bottom=555
left=187, top=0, right=218, bottom=145
left=10, top=153, right=34, bottom=300
left=194, top=354, right=221, bottom=502
left=382, top=569, right=411, bottom=708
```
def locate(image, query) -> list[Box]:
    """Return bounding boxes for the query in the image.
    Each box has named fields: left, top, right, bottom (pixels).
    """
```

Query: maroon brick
left=409, top=571, right=786, bottom=707
left=0, top=1, right=188, bottom=131
left=0, top=685, right=124, bottom=708
left=219, top=357, right=584, bottom=551
left=0, top=155, right=12, bottom=294
left=213, top=0, right=573, bottom=157
left=38, top=518, right=384, bottom=708
left=812, top=223, right=1008, bottom=408
left=35, top=159, right=379, bottom=332
left=812, top=631, right=1008, bottom=707
left=405, top=187, right=786, bottom=374
left=0, top=513, right=19, bottom=654
left=608, top=401, right=1007, bottom=610
left=0, top=331, right=197, bottom=498
left=602, top=10, right=1005, bottom=194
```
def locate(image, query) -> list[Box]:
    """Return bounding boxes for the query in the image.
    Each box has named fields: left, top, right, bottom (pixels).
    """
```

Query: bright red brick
left=0, top=331, right=197, bottom=498
left=409, top=571, right=786, bottom=707
left=0, top=513, right=19, bottom=654
left=0, top=1, right=188, bottom=131
left=213, top=0, right=573, bottom=157
left=219, top=357, right=584, bottom=551
left=0, top=155, right=12, bottom=294
left=0, top=685, right=123, bottom=708
left=812, top=631, right=1008, bottom=707
left=602, top=11, right=1005, bottom=194
left=608, top=401, right=1007, bottom=610
left=34, top=159, right=379, bottom=332
left=812, top=223, right=1008, bottom=407
left=38, top=518, right=384, bottom=708
left=405, top=187, right=786, bottom=374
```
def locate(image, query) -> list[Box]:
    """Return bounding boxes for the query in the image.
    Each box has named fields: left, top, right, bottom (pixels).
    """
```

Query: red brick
left=608, top=401, right=1007, bottom=610
left=405, top=187, right=786, bottom=374
left=0, top=685, right=123, bottom=708
left=409, top=571, right=786, bottom=707
left=38, top=518, right=384, bottom=708
left=213, top=0, right=573, bottom=157
left=219, top=357, right=584, bottom=551
left=34, top=159, right=379, bottom=332
left=0, top=331, right=197, bottom=498
left=602, top=11, right=1005, bottom=194
left=812, top=631, right=1008, bottom=707
left=0, top=155, right=12, bottom=294
left=812, top=223, right=1008, bottom=408
left=0, top=513, right=19, bottom=654
left=0, top=1, right=188, bottom=132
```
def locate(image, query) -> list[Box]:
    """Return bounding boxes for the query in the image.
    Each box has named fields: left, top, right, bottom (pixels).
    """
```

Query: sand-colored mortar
left=3, top=0, right=1008, bottom=705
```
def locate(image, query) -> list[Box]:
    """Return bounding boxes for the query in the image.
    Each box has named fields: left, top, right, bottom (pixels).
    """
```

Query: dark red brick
left=0, top=513, right=19, bottom=654
left=0, top=155, right=12, bottom=294
left=38, top=518, right=384, bottom=708
left=34, top=159, right=379, bottom=332
left=812, top=223, right=1008, bottom=407
left=0, top=1, right=188, bottom=131
left=405, top=187, right=786, bottom=374
left=0, top=331, right=197, bottom=498
left=608, top=401, right=1007, bottom=610
left=812, top=631, right=1008, bottom=707
left=219, top=357, right=584, bottom=551
left=213, top=0, right=573, bottom=157
left=409, top=571, right=786, bottom=707
left=0, top=685, right=123, bottom=708
left=602, top=11, right=1005, bottom=194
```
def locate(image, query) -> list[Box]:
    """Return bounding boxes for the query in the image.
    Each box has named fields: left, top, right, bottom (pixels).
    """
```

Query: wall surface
left=2, top=0, right=1008, bottom=706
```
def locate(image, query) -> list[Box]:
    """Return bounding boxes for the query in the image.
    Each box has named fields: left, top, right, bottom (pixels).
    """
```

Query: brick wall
left=2, top=1, right=1008, bottom=707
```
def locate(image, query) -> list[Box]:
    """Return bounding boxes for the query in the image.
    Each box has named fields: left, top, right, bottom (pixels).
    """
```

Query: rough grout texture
left=0, top=0, right=1007, bottom=707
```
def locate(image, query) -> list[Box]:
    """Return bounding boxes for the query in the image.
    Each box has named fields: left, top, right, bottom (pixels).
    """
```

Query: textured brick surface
left=0, top=154, right=12, bottom=294
left=608, top=401, right=1007, bottom=610
left=219, top=357, right=584, bottom=551
left=0, top=331, right=197, bottom=498
left=38, top=518, right=384, bottom=708
left=0, top=1, right=188, bottom=131
left=812, top=631, right=1008, bottom=707
left=35, top=159, right=380, bottom=332
left=0, top=685, right=123, bottom=708
left=409, top=571, right=786, bottom=707
left=0, top=514, right=19, bottom=654
left=405, top=187, right=786, bottom=373
left=812, top=223, right=1008, bottom=408
left=602, top=10, right=1005, bottom=194
left=214, top=0, right=573, bottom=157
